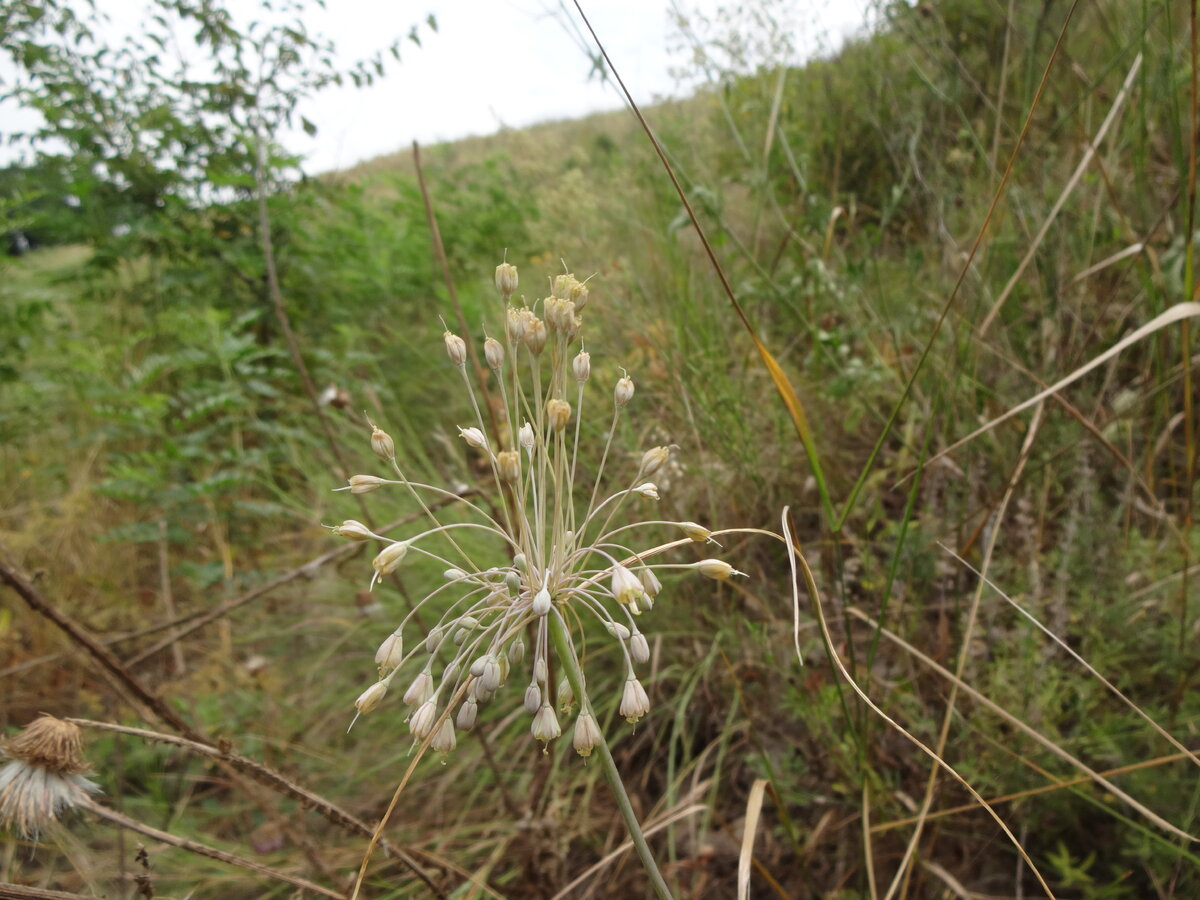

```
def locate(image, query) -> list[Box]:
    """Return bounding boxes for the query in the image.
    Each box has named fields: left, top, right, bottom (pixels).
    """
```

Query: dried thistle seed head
left=456, top=697, right=478, bottom=730
left=331, top=520, right=374, bottom=541
left=369, top=422, right=396, bottom=462
left=355, top=682, right=387, bottom=714
left=403, top=671, right=434, bottom=707
left=610, top=565, right=644, bottom=610
left=371, top=542, right=409, bottom=588
left=620, top=678, right=650, bottom=724
left=572, top=712, right=602, bottom=757
left=444, top=331, right=467, bottom=367
left=4, top=716, right=89, bottom=776
left=573, top=350, right=591, bottom=383
left=630, top=631, right=651, bottom=665
left=497, top=450, right=520, bottom=482
left=639, top=446, right=670, bottom=477
left=524, top=317, right=547, bottom=355
left=523, top=683, right=542, bottom=714
left=484, top=336, right=505, bottom=370
left=614, top=372, right=635, bottom=407
left=531, top=704, right=561, bottom=745
left=374, top=633, right=404, bottom=675
left=457, top=426, right=488, bottom=450
left=346, top=474, right=387, bottom=494
left=410, top=699, right=438, bottom=739
left=546, top=399, right=571, bottom=432
left=495, top=261, right=518, bottom=298
left=694, top=559, right=747, bottom=581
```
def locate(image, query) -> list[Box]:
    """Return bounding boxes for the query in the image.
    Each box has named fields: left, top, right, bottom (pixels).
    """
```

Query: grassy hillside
left=3, top=1, right=1200, bottom=897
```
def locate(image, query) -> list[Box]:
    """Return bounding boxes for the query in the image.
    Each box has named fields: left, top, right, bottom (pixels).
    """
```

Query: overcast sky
left=1, top=0, right=874, bottom=174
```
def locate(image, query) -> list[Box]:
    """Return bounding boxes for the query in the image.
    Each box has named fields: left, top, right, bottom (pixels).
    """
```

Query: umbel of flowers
left=331, top=258, right=744, bottom=758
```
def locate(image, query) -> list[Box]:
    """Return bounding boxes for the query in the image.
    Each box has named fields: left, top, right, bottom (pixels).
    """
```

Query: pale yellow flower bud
left=346, top=474, right=387, bottom=494
left=633, top=482, right=659, bottom=499
left=370, top=541, right=410, bottom=588
left=443, top=331, right=467, bottom=367
left=484, top=336, right=505, bottom=370
left=694, top=559, right=747, bottom=581
left=457, top=426, right=488, bottom=450
left=374, top=633, right=404, bottom=675
left=331, top=520, right=374, bottom=541
left=678, top=521, right=717, bottom=543
left=355, top=682, right=387, bottom=715
left=546, top=398, right=571, bottom=432
left=495, top=261, right=518, bottom=298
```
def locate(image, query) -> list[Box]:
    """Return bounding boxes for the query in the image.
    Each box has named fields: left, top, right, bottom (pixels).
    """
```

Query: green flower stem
left=548, top=610, right=673, bottom=900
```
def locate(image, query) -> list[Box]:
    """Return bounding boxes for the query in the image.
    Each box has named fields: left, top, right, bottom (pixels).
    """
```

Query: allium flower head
left=334, top=256, right=745, bottom=756
left=1, top=716, right=99, bottom=837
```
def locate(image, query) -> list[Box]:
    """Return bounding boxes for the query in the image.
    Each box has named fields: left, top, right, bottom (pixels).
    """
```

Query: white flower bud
left=605, top=621, right=631, bottom=641
left=480, top=655, right=502, bottom=692
left=403, top=670, right=434, bottom=707
left=331, top=520, right=374, bottom=541
left=431, top=718, right=456, bottom=754
left=424, top=627, right=441, bottom=655
left=370, top=423, right=395, bottom=461
left=532, top=586, right=552, bottom=616
left=610, top=565, right=644, bottom=609
left=694, top=559, right=747, bottom=581
left=620, top=678, right=650, bottom=724
left=497, top=450, right=520, bottom=482
left=471, top=679, right=493, bottom=702
left=546, top=398, right=571, bottom=432
left=531, top=704, right=561, bottom=744
left=638, top=568, right=662, bottom=598
left=457, top=697, right=478, bottom=730
left=513, top=552, right=528, bottom=571
left=355, top=682, right=387, bottom=714
left=508, top=639, right=525, bottom=665
left=630, top=631, right=650, bottom=665
left=572, top=712, right=602, bottom=757
left=410, top=699, right=438, bottom=739
left=614, top=374, right=635, bottom=408
left=443, top=567, right=467, bottom=583
left=573, top=350, right=591, bottom=383
left=374, top=633, right=404, bottom=675
left=633, top=482, right=659, bottom=499
left=533, top=655, right=548, bottom=685
left=345, top=474, right=386, bottom=494
left=495, top=261, right=518, bottom=298
left=518, top=422, right=535, bottom=453
left=484, top=336, right=505, bottom=370
left=370, top=542, right=410, bottom=588
left=444, top=331, right=467, bottom=366
left=524, top=683, right=542, bottom=714
left=469, top=657, right=487, bottom=677
left=679, top=521, right=717, bottom=544
left=457, top=426, right=488, bottom=450
left=639, top=446, right=670, bottom=477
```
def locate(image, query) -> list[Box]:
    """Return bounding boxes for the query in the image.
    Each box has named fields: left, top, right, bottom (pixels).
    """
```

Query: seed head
left=370, top=422, right=396, bottom=462
left=506, top=307, right=528, bottom=342
left=331, top=520, right=375, bottom=541
left=569, top=279, right=590, bottom=311
left=573, top=350, right=591, bottom=383
left=552, top=273, right=577, bottom=300
left=495, top=262, right=519, bottom=298
left=497, top=450, right=520, bottom=482
left=572, top=712, right=602, bottom=758
left=346, top=474, right=387, bottom=494
left=444, top=331, right=468, bottom=367
left=633, top=482, right=659, bottom=500
left=546, top=399, right=571, bottom=432
left=614, top=373, right=635, bottom=408
left=484, top=336, right=505, bottom=370
left=639, top=446, right=670, bottom=477
left=545, top=297, right=577, bottom=332
left=1, top=717, right=99, bottom=837
left=524, top=317, right=547, bottom=355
